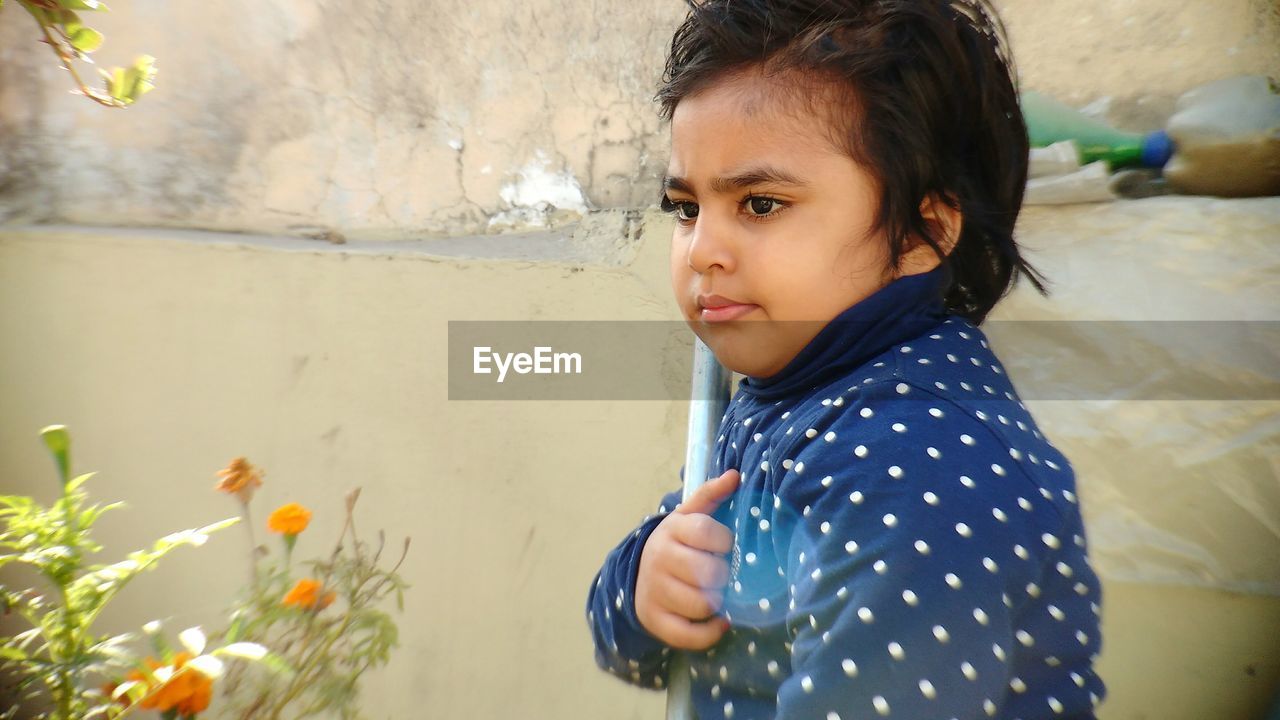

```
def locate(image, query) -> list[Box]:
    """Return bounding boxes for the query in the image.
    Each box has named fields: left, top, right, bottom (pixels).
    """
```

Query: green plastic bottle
left=1021, top=91, right=1173, bottom=170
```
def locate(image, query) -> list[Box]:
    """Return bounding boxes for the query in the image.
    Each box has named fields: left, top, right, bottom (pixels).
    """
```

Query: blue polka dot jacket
left=586, top=266, right=1106, bottom=720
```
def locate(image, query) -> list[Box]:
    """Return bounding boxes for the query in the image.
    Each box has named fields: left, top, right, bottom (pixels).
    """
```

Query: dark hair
left=655, top=0, right=1049, bottom=325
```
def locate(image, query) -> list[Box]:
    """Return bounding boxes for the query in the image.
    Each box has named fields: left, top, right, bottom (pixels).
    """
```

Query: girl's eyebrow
left=663, top=165, right=809, bottom=195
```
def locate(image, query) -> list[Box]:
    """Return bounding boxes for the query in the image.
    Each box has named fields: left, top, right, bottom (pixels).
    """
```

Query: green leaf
left=39, top=426, right=70, bottom=488
left=56, top=0, right=107, bottom=10
left=69, top=26, right=103, bottom=53
left=0, top=646, right=27, bottom=662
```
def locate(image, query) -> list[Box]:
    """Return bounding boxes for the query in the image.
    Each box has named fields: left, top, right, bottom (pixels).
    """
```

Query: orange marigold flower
left=215, top=457, right=264, bottom=503
left=134, top=652, right=214, bottom=715
left=268, top=502, right=311, bottom=535
left=282, top=577, right=336, bottom=610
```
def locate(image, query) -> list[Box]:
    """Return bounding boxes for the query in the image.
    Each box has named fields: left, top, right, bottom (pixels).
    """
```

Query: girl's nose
left=685, top=211, right=736, bottom=274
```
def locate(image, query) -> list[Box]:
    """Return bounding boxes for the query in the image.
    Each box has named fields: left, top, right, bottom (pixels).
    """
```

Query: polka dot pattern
left=587, top=314, right=1105, bottom=719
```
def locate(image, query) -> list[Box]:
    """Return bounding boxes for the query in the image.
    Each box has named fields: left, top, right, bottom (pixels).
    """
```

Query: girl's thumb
left=676, top=469, right=740, bottom=515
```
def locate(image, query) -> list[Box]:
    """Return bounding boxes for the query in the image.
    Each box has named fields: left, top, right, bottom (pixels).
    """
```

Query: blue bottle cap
left=1142, top=130, right=1175, bottom=169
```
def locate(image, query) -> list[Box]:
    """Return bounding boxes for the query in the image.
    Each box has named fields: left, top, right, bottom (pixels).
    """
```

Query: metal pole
left=666, top=336, right=732, bottom=720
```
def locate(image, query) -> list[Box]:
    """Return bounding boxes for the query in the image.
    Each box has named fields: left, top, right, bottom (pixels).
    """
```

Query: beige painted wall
left=3, top=195, right=1279, bottom=718
left=1, top=0, right=1277, bottom=239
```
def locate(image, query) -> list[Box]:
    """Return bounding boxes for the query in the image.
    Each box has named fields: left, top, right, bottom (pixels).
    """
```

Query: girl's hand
left=636, top=469, right=740, bottom=650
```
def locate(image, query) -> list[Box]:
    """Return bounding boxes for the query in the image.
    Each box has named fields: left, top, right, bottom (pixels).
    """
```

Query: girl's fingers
left=669, top=512, right=735, bottom=555
left=674, top=469, right=741, bottom=516
left=657, top=572, right=724, bottom=620
left=648, top=607, right=730, bottom=651
left=666, top=542, right=730, bottom=591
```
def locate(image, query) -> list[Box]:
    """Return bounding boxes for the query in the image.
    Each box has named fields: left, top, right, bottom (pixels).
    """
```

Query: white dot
left=888, top=465, right=904, bottom=479
left=811, top=567, right=823, bottom=581
left=945, top=573, right=963, bottom=589
left=821, top=475, right=834, bottom=488
left=837, top=586, right=849, bottom=600
left=801, top=675, right=814, bottom=693
left=724, top=701, right=734, bottom=718
left=1071, top=672, right=1085, bottom=687
left=891, top=422, right=907, bottom=433
left=935, top=381, right=947, bottom=390
left=759, top=519, right=770, bottom=531
left=926, top=447, right=941, bottom=459
left=1042, top=533, right=1061, bottom=549
left=929, top=407, right=944, bottom=418
left=1018, top=496, right=1033, bottom=511
left=923, top=492, right=939, bottom=505
left=860, top=407, right=874, bottom=418
left=1057, top=562, right=1074, bottom=577
left=960, top=475, right=976, bottom=488
left=973, top=608, right=989, bottom=625
left=1076, top=630, right=1089, bottom=645
left=1016, top=630, right=1034, bottom=646
left=854, top=445, right=869, bottom=458
left=820, top=521, right=831, bottom=534
left=902, top=589, right=919, bottom=606
left=932, top=625, right=950, bottom=643
left=919, top=679, right=937, bottom=699
left=991, top=463, right=1006, bottom=476
left=960, top=434, right=975, bottom=445
left=842, top=659, right=858, bottom=677
left=873, top=696, right=890, bottom=716
left=955, top=522, right=972, bottom=538
left=883, top=513, right=898, bottom=527
left=745, top=552, right=757, bottom=564
left=759, top=598, right=771, bottom=611
left=795, top=462, right=805, bottom=473
left=824, top=431, right=837, bottom=442
left=805, top=428, right=818, bottom=438
left=782, top=459, right=794, bottom=470
left=984, top=699, right=997, bottom=716
left=1014, top=544, right=1029, bottom=560
left=845, top=540, right=859, bottom=554
left=850, top=491, right=864, bottom=504
left=873, top=560, right=887, bottom=574
left=767, top=660, right=780, bottom=677
left=993, top=643, right=1006, bottom=661
left=1049, top=697, right=1064, bottom=714
left=914, top=540, right=930, bottom=555
left=1048, top=605, right=1066, bottom=621
left=983, top=557, right=999, bottom=573
left=1009, top=448, right=1022, bottom=460
left=858, top=607, right=874, bottom=623
left=888, top=642, right=904, bottom=660
left=961, top=662, right=977, bottom=680
left=1027, top=582, right=1041, bottom=597
left=828, top=714, right=842, bottom=720
left=992, top=507, right=1007, bottom=522
left=896, top=383, right=910, bottom=394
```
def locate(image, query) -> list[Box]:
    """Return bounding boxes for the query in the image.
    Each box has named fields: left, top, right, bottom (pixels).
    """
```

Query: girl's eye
left=661, top=195, right=699, bottom=222
left=746, top=196, right=779, bottom=216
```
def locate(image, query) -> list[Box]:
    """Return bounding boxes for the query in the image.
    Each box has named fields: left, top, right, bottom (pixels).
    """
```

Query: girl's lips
left=701, top=303, right=758, bottom=322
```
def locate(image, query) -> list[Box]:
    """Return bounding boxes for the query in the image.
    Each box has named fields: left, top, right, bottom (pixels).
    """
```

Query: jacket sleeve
left=768, top=382, right=1062, bottom=719
left=585, top=467, right=687, bottom=690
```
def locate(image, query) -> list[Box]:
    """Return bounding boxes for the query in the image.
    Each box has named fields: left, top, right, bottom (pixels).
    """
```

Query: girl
left=587, top=1, right=1105, bottom=718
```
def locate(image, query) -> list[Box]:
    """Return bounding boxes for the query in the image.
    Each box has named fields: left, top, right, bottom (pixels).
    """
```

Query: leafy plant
left=0, top=426, right=247, bottom=719
left=210, top=460, right=411, bottom=720
left=5, top=0, right=156, bottom=106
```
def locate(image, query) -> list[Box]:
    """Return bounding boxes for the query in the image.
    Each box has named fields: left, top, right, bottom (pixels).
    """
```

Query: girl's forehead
left=671, top=67, right=853, bottom=156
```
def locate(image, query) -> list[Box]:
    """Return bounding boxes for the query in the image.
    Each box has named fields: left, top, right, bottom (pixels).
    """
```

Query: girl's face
left=666, top=68, right=943, bottom=379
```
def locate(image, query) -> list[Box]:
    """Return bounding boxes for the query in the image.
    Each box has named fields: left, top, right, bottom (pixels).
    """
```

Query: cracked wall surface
left=0, top=0, right=1277, bottom=241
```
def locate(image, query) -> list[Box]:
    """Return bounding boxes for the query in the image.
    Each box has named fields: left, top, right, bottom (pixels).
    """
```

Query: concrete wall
left=1, top=0, right=1277, bottom=239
